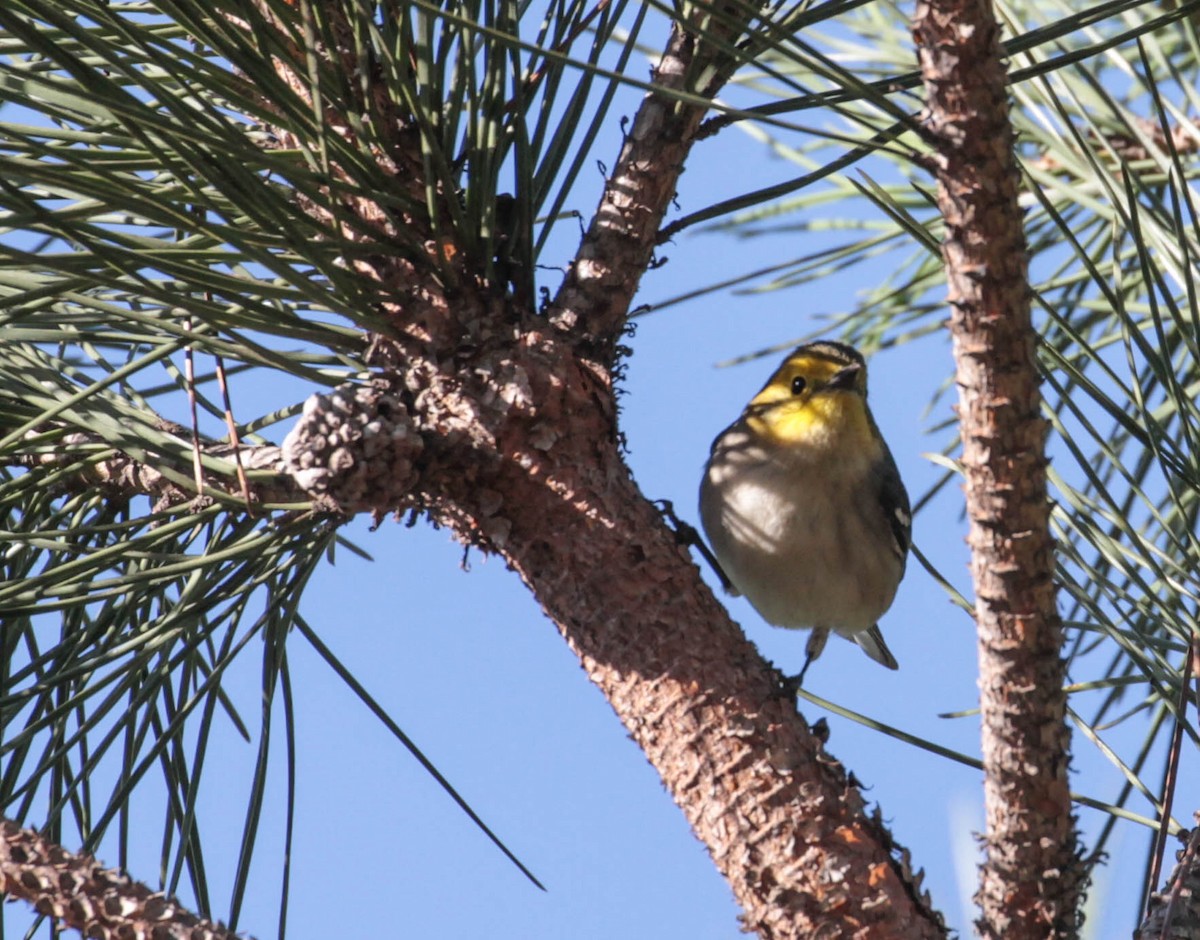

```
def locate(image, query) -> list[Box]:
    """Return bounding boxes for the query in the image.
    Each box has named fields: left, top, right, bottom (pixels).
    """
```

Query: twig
left=214, top=352, right=253, bottom=510
left=183, top=316, right=206, bottom=495
left=1144, top=632, right=1198, bottom=918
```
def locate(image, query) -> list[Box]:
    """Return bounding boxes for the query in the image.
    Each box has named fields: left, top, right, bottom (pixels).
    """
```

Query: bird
left=698, top=340, right=911, bottom=684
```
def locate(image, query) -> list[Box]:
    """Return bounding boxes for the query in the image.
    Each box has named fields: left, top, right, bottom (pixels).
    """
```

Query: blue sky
left=2, top=11, right=1180, bottom=938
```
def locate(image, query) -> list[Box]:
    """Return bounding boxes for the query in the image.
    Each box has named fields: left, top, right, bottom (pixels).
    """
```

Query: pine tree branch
left=238, top=4, right=949, bottom=937
left=0, top=817, right=244, bottom=940
left=11, top=381, right=424, bottom=514
left=17, top=430, right=294, bottom=509
left=912, top=0, right=1081, bottom=936
left=548, top=19, right=734, bottom=364
left=1029, top=115, right=1200, bottom=173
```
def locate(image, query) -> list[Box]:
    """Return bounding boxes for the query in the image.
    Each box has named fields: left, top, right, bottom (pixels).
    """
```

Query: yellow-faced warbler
left=699, top=341, right=910, bottom=683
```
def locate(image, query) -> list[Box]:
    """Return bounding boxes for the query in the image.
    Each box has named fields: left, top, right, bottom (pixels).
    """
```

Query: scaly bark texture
left=0, top=818, right=243, bottom=940
left=405, top=338, right=945, bottom=939
left=549, top=24, right=725, bottom=361
left=912, top=1, right=1081, bottom=936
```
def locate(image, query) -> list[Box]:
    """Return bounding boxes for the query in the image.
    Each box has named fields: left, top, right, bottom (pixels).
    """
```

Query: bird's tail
left=854, top=624, right=899, bottom=670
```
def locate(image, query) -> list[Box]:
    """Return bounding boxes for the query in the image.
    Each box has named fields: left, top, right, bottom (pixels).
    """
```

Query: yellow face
left=744, top=346, right=876, bottom=452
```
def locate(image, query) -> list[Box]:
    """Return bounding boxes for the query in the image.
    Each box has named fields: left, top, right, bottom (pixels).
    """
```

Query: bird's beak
left=826, top=362, right=862, bottom=391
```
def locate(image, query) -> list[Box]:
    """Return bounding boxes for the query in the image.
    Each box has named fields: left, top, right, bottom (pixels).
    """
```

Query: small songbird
left=698, top=341, right=911, bottom=683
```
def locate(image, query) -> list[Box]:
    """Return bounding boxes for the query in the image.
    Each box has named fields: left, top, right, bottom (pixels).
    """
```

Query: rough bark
left=407, top=336, right=945, bottom=939
left=548, top=23, right=720, bottom=361
left=912, top=0, right=1081, bottom=936
left=0, top=818, right=243, bottom=940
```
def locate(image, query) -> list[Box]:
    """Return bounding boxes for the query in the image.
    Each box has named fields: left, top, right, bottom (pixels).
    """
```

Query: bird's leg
left=782, top=627, right=830, bottom=694
left=654, top=499, right=737, bottom=594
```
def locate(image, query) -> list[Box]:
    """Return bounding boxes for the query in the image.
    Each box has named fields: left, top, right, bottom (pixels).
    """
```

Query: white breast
left=699, top=428, right=900, bottom=637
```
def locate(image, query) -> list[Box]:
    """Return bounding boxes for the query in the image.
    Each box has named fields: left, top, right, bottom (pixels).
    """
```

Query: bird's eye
left=791, top=376, right=807, bottom=395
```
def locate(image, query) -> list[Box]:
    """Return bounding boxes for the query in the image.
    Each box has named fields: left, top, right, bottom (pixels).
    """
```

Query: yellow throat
left=743, top=349, right=878, bottom=456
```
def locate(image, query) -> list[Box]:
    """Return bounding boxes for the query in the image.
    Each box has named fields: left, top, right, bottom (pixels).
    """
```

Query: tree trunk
left=913, top=0, right=1081, bottom=935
